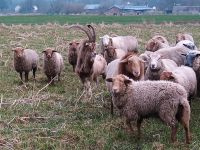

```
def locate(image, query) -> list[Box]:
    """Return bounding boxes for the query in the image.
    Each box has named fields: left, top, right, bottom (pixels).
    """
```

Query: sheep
left=104, top=45, right=126, bottom=63
left=183, top=50, right=200, bottom=97
left=153, top=42, right=193, bottom=66
left=99, top=34, right=138, bottom=54
left=145, top=35, right=169, bottom=52
left=68, top=40, right=80, bottom=72
left=91, top=54, right=107, bottom=84
left=106, top=74, right=191, bottom=144
left=176, top=40, right=197, bottom=50
left=176, top=33, right=194, bottom=44
left=160, top=66, right=197, bottom=104
left=106, top=53, right=145, bottom=114
left=43, top=48, right=64, bottom=84
left=12, top=47, right=39, bottom=82
left=145, top=53, right=178, bottom=80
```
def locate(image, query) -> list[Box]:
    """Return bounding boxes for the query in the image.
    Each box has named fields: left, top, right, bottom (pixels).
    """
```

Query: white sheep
left=160, top=66, right=197, bottom=104
left=154, top=43, right=193, bottom=66
left=144, top=53, right=178, bottom=80
left=91, top=54, right=107, bottom=84
left=100, top=35, right=138, bottom=54
left=106, top=74, right=191, bottom=144
left=43, top=48, right=64, bottom=84
left=12, top=47, right=39, bottom=82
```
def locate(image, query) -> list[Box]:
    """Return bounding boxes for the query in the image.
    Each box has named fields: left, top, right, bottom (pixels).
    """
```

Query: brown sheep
left=106, top=52, right=145, bottom=114
left=68, top=40, right=80, bottom=72
left=106, top=74, right=191, bottom=144
left=12, top=47, right=39, bottom=82
left=43, top=48, right=64, bottom=84
left=146, top=35, right=169, bottom=52
left=176, top=33, right=194, bottom=44
left=104, top=46, right=126, bottom=64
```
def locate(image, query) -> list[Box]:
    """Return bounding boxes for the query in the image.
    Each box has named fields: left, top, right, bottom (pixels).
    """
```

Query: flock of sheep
left=12, top=24, right=200, bottom=144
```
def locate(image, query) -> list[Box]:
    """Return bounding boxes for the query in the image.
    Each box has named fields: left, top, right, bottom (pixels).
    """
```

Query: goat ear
left=124, top=78, right=132, bottom=85
left=106, top=78, right=113, bottom=82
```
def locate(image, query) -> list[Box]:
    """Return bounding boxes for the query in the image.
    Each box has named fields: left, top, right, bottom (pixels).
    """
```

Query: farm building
left=84, top=4, right=101, bottom=14
left=173, top=6, right=200, bottom=14
left=106, top=5, right=154, bottom=16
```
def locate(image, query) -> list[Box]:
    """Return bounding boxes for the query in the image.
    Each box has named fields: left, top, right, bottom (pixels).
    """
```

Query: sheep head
left=12, top=47, right=25, bottom=58
left=146, top=39, right=160, bottom=52
left=120, top=54, right=145, bottom=78
left=106, top=74, right=132, bottom=95
left=69, top=41, right=80, bottom=51
left=176, top=33, right=185, bottom=44
left=104, top=46, right=116, bottom=57
left=100, top=35, right=113, bottom=48
left=182, top=50, right=200, bottom=67
left=149, top=53, right=162, bottom=71
left=43, top=48, right=57, bottom=59
left=160, top=71, right=174, bottom=80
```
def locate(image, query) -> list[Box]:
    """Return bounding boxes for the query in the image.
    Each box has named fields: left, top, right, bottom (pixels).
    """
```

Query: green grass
left=0, top=15, right=200, bottom=25
left=0, top=23, right=200, bottom=149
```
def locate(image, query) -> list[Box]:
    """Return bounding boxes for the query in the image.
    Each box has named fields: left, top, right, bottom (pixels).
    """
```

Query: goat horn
left=87, top=24, right=96, bottom=42
left=69, top=25, right=93, bottom=42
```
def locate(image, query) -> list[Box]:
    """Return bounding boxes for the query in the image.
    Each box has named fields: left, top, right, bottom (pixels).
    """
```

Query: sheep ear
left=69, top=42, right=72, bottom=45
left=106, top=78, right=113, bottom=82
left=52, top=50, right=57, bottom=53
left=76, top=42, right=80, bottom=45
left=124, top=78, right=132, bottom=85
left=163, top=71, right=173, bottom=78
left=42, top=50, right=46, bottom=53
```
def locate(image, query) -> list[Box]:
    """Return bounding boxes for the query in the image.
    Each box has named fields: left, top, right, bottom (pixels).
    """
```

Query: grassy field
left=0, top=15, right=200, bottom=25
left=0, top=22, right=200, bottom=149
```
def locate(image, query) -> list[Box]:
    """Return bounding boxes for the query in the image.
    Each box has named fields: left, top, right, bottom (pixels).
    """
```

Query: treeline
left=0, top=0, right=200, bottom=14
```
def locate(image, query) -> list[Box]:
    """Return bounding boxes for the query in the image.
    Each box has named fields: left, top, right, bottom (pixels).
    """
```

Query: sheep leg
left=33, top=67, right=37, bottom=79
left=137, top=118, right=143, bottom=140
left=25, top=72, right=29, bottom=82
left=19, top=72, right=23, bottom=81
left=171, top=125, right=178, bottom=143
left=180, top=112, right=191, bottom=144
left=111, top=97, right=114, bottom=115
left=181, top=121, right=191, bottom=144
left=58, top=73, right=61, bottom=81
left=126, top=119, right=134, bottom=133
